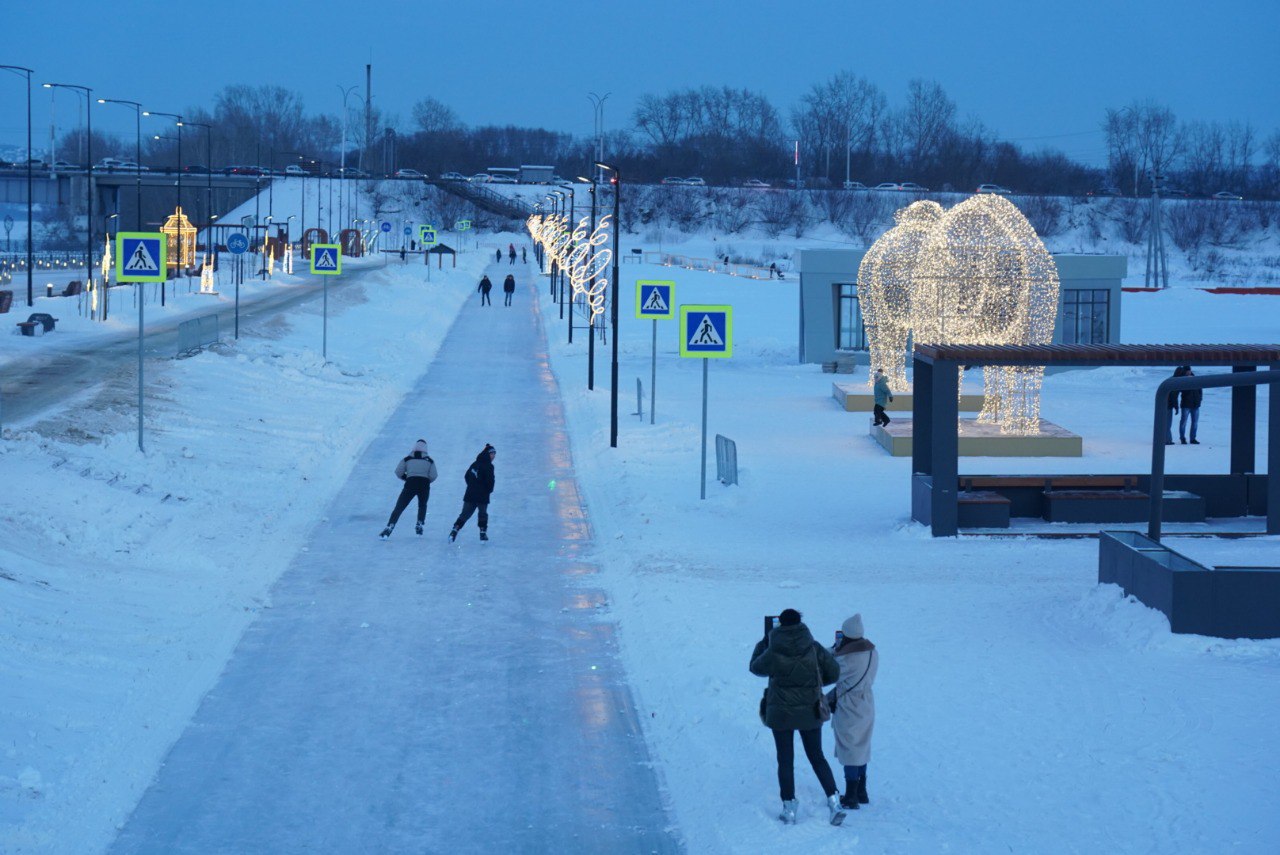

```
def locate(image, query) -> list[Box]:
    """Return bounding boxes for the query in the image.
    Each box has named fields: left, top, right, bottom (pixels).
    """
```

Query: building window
left=836, top=284, right=867, bottom=350
left=1061, top=288, right=1110, bottom=344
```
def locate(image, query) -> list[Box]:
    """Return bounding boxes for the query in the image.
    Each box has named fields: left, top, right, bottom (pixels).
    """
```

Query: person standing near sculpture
left=873, top=369, right=894, bottom=427
left=829, top=614, right=878, bottom=810
left=1179, top=366, right=1202, bottom=444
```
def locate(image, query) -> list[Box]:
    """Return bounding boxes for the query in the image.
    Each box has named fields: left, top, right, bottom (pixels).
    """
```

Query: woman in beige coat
left=830, top=613, right=878, bottom=809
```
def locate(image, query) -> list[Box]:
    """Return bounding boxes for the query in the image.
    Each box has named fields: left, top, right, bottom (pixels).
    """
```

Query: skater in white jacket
left=380, top=440, right=439, bottom=538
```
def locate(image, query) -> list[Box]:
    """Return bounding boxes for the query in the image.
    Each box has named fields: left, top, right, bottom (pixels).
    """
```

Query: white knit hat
left=842, top=614, right=864, bottom=639
left=413, top=439, right=428, bottom=454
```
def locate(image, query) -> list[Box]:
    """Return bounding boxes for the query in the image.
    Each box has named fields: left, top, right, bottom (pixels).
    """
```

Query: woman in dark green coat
left=750, top=608, right=845, bottom=825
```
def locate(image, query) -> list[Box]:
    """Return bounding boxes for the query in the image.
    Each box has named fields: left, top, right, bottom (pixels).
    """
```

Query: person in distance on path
left=828, top=613, right=877, bottom=810
left=521, top=246, right=527, bottom=264
left=873, top=368, right=894, bottom=426
left=380, top=440, right=439, bottom=539
left=508, top=242, right=516, bottom=264
left=503, top=273, right=516, bottom=306
left=495, top=248, right=502, bottom=263
left=450, top=444, right=496, bottom=542
left=477, top=274, right=493, bottom=306
left=1165, top=366, right=1188, bottom=445
left=751, top=608, right=845, bottom=826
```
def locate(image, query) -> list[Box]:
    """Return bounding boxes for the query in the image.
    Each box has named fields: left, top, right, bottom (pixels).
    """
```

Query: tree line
left=66, top=77, right=1280, bottom=200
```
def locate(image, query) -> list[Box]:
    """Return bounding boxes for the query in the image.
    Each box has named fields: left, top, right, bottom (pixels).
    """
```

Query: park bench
left=16, top=312, right=58, bottom=337
left=957, top=490, right=1011, bottom=528
left=62, top=280, right=83, bottom=297
left=957, top=474, right=1206, bottom=525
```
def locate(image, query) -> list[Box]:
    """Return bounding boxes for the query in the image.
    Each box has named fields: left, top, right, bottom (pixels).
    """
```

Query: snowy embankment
left=0, top=245, right=490, bottom=852
left=542, top=260, right=1280, bottom=852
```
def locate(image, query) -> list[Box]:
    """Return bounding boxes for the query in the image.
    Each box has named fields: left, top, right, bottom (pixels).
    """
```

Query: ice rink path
left=110, top=264, right=682, bottom=853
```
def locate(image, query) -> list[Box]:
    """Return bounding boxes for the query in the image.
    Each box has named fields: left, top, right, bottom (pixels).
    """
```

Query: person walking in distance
left=477, top=274, right=493, bottom=306
left=1165, top=366, right=1188, bottom=445
left=829, top=613, right=878, bottom=810
left=873, top=368, right=894, bottom=427
left=751, top=608, right=846, bottom=827
left=521, top=246, right=527, bottom=264
left=379, top=440, right=439, bottom=539
left=508, top=242, right=516, bottom=265
left=503, top=273, right=516, bottom=306
left=450, top=444, right=496, bottom=542
left=495, top=248, right=502, bottom=263
left=1178, top=366, right=1202, bottom=444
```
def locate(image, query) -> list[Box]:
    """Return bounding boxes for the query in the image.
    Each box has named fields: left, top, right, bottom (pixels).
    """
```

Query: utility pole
left=364, top=64, right=372, bottom=177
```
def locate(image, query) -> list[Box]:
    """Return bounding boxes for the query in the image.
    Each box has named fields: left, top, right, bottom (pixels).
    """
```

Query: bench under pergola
left=911, top=343, right=1280, bottom=537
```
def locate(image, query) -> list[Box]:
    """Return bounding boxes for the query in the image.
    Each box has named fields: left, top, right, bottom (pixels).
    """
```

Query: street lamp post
left=97, top=98, right=143, bottom=231
left=181, top=121, right=213, bottom=247
left=145, top=110, right=183, bottom=303
left=578, top=175, right=598, bottom=390
left=338, top=85, right=357, bottom=241
left=2, top=65, right=34, bottom=307
left=44, top=82, right=94, bottom=318
left=597, top=161, right=621, bottom=448
left=588, top=92, right=611, bottom=184
left=559, top=184, right=575, bottom=326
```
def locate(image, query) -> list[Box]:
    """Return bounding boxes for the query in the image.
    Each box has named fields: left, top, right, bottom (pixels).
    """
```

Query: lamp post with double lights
left=145, top=110, right=184, bottom=302
left=180, top=120, right=213, bottom=245
left=44, top=82, right=95, bottom=318
left=596, top=161, right=621, bottom=448
left=2, top=65, right=34, bottom=306
left=588, top=92, right=610, bottom=184
left=558, top=184, right=575, bottom=325
left=97, top=98, right=143, bottom=231
left=577, top=175, right=598, bottom=388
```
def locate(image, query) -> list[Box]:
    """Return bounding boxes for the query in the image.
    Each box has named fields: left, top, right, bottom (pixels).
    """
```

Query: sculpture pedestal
left=832, top=383, right=984, bottom=413
left=870, top=418, right=1083, bottom=458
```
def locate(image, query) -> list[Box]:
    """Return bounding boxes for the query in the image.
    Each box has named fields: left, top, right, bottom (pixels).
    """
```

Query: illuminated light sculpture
left=857, top=200, right=944, bottom=390
left=565, top=214, right=612, bottom=323
left=912, top=194, right=1059, bottom=434
left=160, top=207, right=197, bottom=271
left=199, top=253, right=216, bottom=293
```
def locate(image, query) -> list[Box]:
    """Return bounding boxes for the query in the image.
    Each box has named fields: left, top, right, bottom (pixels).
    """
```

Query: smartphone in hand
left=764, top=615, right=779, bottom=638
left=835, top=630, right=845, bottom=646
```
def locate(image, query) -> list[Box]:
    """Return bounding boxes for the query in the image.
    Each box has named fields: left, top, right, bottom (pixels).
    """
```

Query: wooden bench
left=1044, top=489, right=1206, bottom=523
left=957, top=490, right=1011, bottom=528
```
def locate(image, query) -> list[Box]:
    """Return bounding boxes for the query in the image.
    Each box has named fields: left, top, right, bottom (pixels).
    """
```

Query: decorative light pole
left=97, top=98, right=143, bottom=230
left=338, top=85, right=358, bottom=238
left=578, top=175, right=597, bottom=387
left=44, top=82, right=94, bottom=317
left=587, top=92, right=611, bottom=184
left=596, top=161, right=621, bottom=448
left=2, top=65, right=34, bottom=306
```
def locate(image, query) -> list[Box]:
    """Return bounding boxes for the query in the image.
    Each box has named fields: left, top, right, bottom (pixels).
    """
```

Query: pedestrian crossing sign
left=419, top=225, right=438, bottom=247
left=116, top=232, right=166, bottom=283
left=679, top=304, right=733, bottom=358
left=310, top=243, right=342, bottom=275
left=636, top=280, right=675, bottom=320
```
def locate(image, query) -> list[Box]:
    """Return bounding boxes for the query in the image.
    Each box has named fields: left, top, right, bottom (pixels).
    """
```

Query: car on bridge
left=489, top=175, right=518, bottom=184
left=222, top=165, right=262, bottom=176
left=49, top=160, right=79, bottom=173
left=439, top=171, right=467, bottom=181
left=337, top=167, right=370, bottom=179
left=284, top=164, right=309, bottom=176
left=976, top=183, right=1012, bottom=195
left=182, top=164, right=210, bottom=174
left=1212, top=190, right=1243, bottom=200
left=394, top=168, right=426, bottom=179
left=742, top=178, right=771, bottom=188
left=468, top=173, right=493, bottom=183
left=843, top=180, right=869, bottom=191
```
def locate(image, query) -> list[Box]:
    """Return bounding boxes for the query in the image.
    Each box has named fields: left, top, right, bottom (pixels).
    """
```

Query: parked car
left=1086, top=186, right=1121, bottom=197
left=976, top=183, right=1012, bottom=195
left=742, top=178, right=771, bottom=188
left=872, top=182, right=902, bottom=191
left=117, top=161, right=150, bottom=172
left=489, top=175, right=518, bottom=184
left=1161, top=187, right=1190, bottom=198
left=660, top=177, right=685, bottom=185
left=438, top=171, right=466, bottom=181
left=284, top=164, right=309, bottom=176
left=337, top=167, right=369, bottom=178
left=1212, top=190, right=1243, bottom=200
left=49, top=160, right=78, bottom=172
left=394, top=168, right=426, bottom=179
left=900, top=182, right=929, bottom=192
left=842, top=180, right=868, bottom=191
left=468, top=173, right=493, bottom=183
left=683, top=176, right=707, bottom=187
left=222, top=165, right=262, bottom=175
left=182, top=164, right=210, bottom=174
left=92, top=157, right=125, bottom=171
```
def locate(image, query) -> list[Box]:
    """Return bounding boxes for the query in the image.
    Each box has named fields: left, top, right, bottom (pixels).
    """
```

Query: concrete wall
left=798, top=249, right=1128, bottom=365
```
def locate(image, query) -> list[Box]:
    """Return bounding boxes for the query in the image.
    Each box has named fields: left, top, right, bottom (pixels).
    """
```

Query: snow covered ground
left=2, top=213, right=1279, bottom=853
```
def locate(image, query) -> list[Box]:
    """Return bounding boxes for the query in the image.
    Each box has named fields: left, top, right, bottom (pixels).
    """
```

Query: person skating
left=751, top=608, right=845, bottom=826
left=508, top=244, right=517, bottom=265
left=477, top=274, right=493, bottom=306
left=1179, top=366, right=1202, bottom=444
left=828, top=613, right=877, bottom=810
left=873, top=369, right=894, bottom=426
left=1165, top=366, right=1188, bottom=444
left=495, top=248, right=502, bottom=263
left=379, top=440, right=439, bottom=539
left=503, top=273, right=516, bottom=306
left=521, top=246, right=527, bottom=264
left=449, top=444, right=496, bottom=542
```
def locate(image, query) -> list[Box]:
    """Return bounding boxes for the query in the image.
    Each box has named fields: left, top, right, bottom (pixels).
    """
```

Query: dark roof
left=914, top=343, right=1280, bottom=366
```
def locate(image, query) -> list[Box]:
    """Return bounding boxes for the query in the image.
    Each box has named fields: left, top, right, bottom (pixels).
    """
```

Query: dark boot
left=856, top=772, right=869, bottom=805
left=839, top=790, right=860, bottom=810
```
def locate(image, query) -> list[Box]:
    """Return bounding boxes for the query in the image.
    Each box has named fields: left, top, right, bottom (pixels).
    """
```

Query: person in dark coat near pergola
left=503, top=274, right=516, bottom=306
left=450, top=444, right=496, bottom=542
left=477, top=275, right=493, bottom=306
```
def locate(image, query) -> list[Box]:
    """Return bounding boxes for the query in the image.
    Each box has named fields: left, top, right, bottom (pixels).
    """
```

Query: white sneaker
left=779, top=799, right=797, bottom=825
left=827, top=794, right=846, bottom=826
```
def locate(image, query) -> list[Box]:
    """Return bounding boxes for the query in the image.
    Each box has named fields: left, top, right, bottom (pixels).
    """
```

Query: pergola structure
left=911, top=343, right=1280, bottom=536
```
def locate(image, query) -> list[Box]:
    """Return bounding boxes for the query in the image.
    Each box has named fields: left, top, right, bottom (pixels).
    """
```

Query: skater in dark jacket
left=380, top=440, right=439, bottom=538
left=450, top=444, right=496, bottom=542
left=503, top=274, right=516, bottom=306
left=751, top=608, right=845, bottom=826
left=478, top=275, right=493, bottom=306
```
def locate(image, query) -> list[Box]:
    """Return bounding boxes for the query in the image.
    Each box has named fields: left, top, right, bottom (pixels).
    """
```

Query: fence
left=177, top=314, right=219, bottom=356
left=715, top=434, right=738, bottom=486
left=643, top=251, right=781, bottom=280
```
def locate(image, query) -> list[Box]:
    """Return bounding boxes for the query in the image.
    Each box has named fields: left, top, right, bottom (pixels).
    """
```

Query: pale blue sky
left=2, top=0, right=1276, bottom=164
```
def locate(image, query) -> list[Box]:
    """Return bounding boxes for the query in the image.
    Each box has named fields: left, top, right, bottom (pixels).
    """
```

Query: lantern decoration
left=160, top=207, right=197, bottom=271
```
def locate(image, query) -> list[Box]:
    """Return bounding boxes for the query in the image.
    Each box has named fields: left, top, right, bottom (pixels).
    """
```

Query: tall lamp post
left=587, top=92, right=610, bottom=184
left=338, top=85, right=358, bottom=239
left=2, top=65, right=34, bottom=306
left=97, top=98, right=143, bottom=231
left=145, top=110, right=183, bottom=302
left=596, top=161, right=621, bottom=448
left=180, top=121, right=213, bottom=244
left=577, top=175, right=597, bottom=389
left=559, top=183, right=575, bottom=325
left=44, top=82, right=94, bottom=318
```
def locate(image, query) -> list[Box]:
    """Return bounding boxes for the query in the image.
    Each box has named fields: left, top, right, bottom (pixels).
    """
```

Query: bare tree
left=412, top=98, right=463, bottom=134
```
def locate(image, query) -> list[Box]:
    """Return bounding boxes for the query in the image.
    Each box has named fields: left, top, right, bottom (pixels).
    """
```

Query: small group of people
left=494, top=243, right=527, bottom=265
left=751, top=608, right=877, bottom=827
left=379, top=441, right=497, bottom=542
left=476, top=274, right=517, bottom=306
left=1166, top=365, right=1204, bottom=445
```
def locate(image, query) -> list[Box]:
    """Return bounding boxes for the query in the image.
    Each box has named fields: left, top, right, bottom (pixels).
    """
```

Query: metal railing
left=177, top=313, right=219, bottom=356
left=715, top=434, right=739, bottom=486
